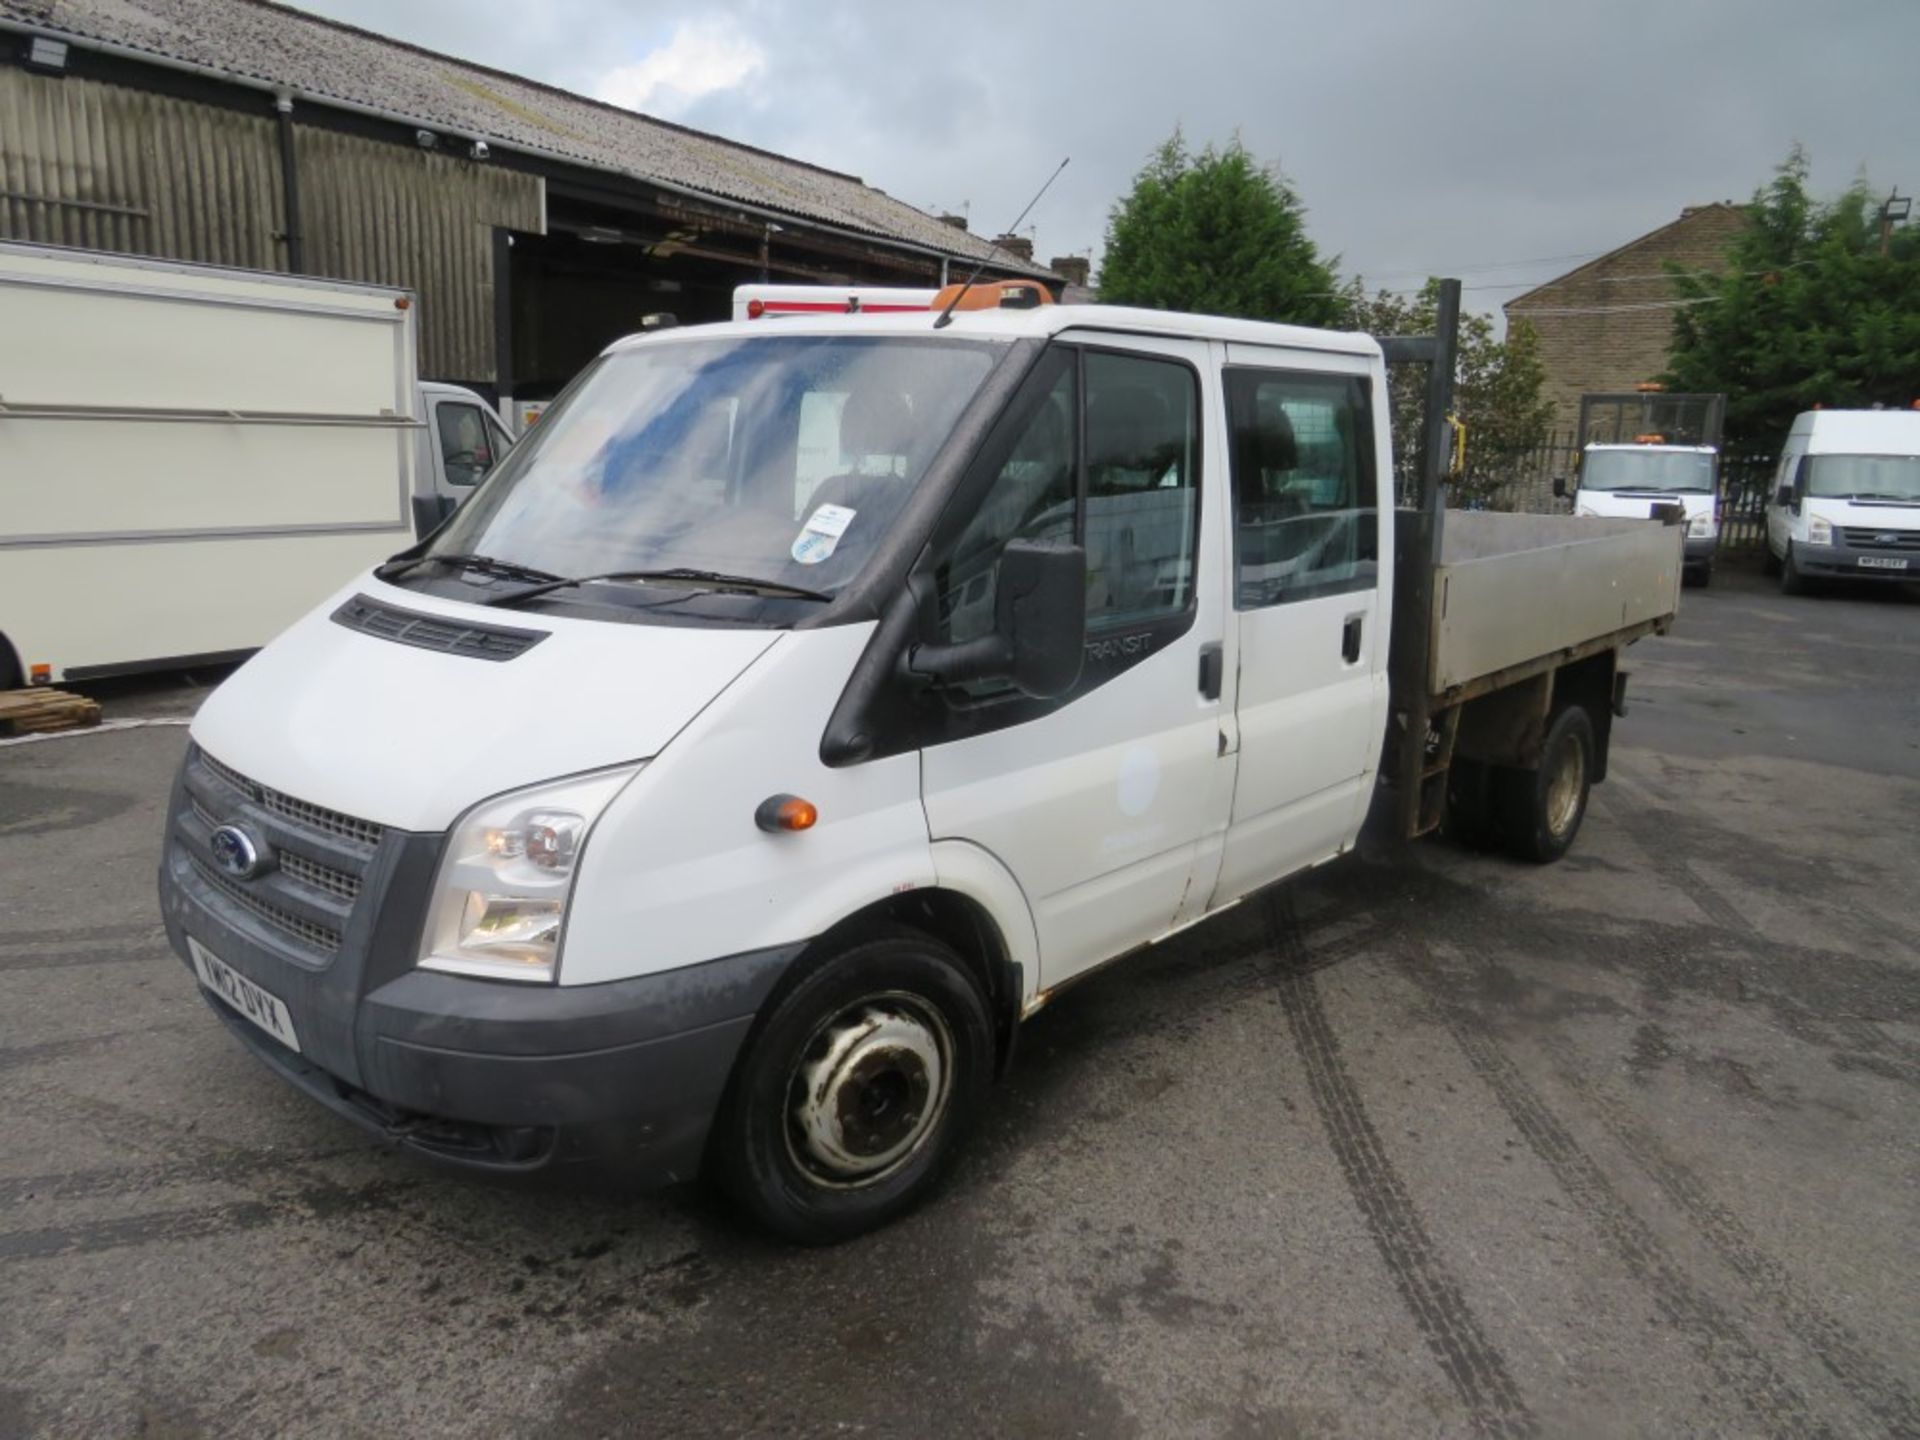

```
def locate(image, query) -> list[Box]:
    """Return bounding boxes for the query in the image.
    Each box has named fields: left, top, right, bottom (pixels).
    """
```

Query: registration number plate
left=188, top=936, right=300, bottom=1053
left=1859, top=556, right=1910, bottom=570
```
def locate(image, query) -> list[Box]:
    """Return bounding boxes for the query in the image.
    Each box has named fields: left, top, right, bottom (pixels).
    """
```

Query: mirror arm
left=902, top=634, right=1012, bottom=689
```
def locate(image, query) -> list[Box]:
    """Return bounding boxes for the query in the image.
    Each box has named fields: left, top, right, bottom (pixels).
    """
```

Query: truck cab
left=1565, top=442, right=1719, bottom=585
left=1765, top=408, right=1920, bottom=593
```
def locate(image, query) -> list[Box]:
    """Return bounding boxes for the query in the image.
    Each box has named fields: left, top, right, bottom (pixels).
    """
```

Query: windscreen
left=1580, top=449, right=1715, bottom=493
left=1804, top=454, right=1920, bottom=503
left=429, top=334, right=1003, bottom=601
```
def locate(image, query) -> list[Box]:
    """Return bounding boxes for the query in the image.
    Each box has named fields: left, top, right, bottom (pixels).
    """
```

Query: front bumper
left=1683, top=534, right=1718, bottom=568
left=1792, top=540, right=1920, bottom=582
left=159, top=746, right=795, bottom=1183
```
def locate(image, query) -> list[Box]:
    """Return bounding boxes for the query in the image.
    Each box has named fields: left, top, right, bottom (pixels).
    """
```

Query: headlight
left=1805, top=513, right=1832, bottom=546
left=420, top=766, right=639, bottom=982
left=1687, top=511, right=1717, bottom=538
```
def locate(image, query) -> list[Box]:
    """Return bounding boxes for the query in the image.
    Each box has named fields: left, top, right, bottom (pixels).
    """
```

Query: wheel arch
left=0, top=631, right=21, bottom=691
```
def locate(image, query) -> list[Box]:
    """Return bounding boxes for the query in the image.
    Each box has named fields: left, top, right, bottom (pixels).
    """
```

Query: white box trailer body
left=0, top=243, right=509, bottom=684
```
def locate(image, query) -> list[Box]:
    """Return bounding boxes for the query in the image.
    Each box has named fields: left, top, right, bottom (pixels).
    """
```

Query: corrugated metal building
left=0, top=0, right=1051, bottom=407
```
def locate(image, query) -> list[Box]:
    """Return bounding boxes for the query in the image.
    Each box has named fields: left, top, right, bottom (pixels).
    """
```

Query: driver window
left=1226, top=369, right=1376, bottom=607
left=435, top=402, right=495, bottom=486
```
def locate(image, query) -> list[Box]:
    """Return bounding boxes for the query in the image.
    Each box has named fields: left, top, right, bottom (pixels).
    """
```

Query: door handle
left=1342, top=614, right=1363, bottom=664
left=1198, top=642, right=1223, bottom=700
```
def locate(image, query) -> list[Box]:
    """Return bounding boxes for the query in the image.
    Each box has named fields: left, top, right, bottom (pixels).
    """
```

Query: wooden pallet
left=0, top=687, right=103, bottom=736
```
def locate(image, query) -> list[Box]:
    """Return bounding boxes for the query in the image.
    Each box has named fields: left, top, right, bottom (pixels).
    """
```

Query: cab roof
left=1789, top=408, right=1920, bottom=454
left=605, top=303, right=1384, bottom=360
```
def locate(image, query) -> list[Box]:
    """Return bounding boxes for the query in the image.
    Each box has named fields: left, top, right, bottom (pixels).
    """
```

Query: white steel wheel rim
left=1544, top=731, right=1586, bottom=838
left=785, top=991, right=955, bottom=1188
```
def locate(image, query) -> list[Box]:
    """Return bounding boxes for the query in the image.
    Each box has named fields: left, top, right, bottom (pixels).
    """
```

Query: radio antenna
left=933, top=156, right=1070, bottom=329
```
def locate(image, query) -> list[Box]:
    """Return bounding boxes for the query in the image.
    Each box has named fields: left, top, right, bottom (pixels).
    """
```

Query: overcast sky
left=303, top=0, right=1918, bottom=317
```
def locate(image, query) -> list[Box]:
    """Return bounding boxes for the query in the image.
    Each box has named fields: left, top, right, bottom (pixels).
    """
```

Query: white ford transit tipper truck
left=159, top=282, right=1682, bottom=1241
left=0, top=241, right=513, bottom=686
left=1764, top=407, right=1920, bottom=593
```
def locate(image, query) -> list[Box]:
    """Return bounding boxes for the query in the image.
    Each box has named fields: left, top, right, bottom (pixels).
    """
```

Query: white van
left=1561, top=443, right=1719, bottom=585
left=158, top=296, right=1680, bottom=1241
left=1766, top=408, right=1920, bottom=593
left=0, top=242, right=511, bottom=685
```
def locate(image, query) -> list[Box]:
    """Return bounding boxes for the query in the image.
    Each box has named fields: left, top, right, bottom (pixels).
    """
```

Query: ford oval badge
left=209, top=824, right=262, bottom=879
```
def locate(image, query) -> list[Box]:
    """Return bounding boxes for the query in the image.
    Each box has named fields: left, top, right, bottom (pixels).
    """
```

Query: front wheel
left=1493, top=705, right=1594, bottom=864
left=1780, top=543, right=1808, bottom=596
left=1762, top=545, right=1783, bottom=577
left=711, top=929, right=993, bottom=1244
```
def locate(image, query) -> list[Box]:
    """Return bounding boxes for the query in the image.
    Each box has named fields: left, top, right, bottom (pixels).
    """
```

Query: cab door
left=918, top=335, right=1232, bottom=988
left=1209, top=347, right=1390, bottom=906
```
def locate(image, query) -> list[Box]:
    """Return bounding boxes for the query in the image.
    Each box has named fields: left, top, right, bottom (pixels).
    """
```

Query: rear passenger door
left=1210, top=348, right=1389, bottom=905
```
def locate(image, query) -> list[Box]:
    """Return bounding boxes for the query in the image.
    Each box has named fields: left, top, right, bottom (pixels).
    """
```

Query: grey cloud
left=304, top=0, right=1920, bottom=312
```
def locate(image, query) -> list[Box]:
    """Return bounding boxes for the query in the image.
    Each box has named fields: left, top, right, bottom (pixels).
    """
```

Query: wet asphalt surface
left=2, top=561, right=1916, bottom=1438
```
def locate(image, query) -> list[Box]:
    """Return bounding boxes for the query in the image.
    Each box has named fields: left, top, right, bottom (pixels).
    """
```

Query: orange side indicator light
left=28, top=663, right=51, bottom=685
left=755, top=794, right=818, bottom=833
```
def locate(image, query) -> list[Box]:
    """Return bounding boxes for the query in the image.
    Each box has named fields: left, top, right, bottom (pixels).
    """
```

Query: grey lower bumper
left=1793, top=542, right=1919, bottom=581
left=1683, top=535, right=1717, bottom=567
left=162, top=843, right=797, bottom=1183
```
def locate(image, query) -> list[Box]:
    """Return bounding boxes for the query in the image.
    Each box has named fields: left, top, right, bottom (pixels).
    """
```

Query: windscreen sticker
left=791, top=503, right=857, bottom=565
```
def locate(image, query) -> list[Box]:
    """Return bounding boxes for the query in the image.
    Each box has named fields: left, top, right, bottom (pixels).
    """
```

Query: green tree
left=1100, top=131, right=1342, bottom=326
left=1343, top=280, right=1555, bottom=506
left=1664, top=146, right=1920, bottom=452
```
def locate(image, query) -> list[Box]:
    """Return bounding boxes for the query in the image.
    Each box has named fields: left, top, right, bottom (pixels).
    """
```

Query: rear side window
left=1225, top=369, right=1376, bottom=606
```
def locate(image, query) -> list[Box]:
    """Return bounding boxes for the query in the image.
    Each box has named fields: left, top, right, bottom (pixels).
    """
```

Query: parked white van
left=1766, top=408, right=1920, bottom=593
left=159, top=291, right=1680, bottom=1241
left=1561, top=443, right=1719, bottom=586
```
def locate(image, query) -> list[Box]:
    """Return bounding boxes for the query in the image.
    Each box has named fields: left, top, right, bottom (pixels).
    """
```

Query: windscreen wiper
left=480, top=567, right=834, bottom=609
left=376, top=551, right=566, bottom=584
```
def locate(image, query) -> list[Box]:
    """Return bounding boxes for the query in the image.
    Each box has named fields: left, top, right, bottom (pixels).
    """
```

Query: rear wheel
left=1493, top=705, right=1594, bottom=864
left=711, top=929, right=992, bottom=1244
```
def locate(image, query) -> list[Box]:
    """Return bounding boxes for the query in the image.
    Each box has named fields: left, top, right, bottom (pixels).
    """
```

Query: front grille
left=1840, top=526, right=1920, bottom=551
left=190, top=856, right=343, bottom=953
left=330, top=593, right=549, bottom=662
left=279, top=851, right=361, bottom=902
left=200, top=750, right=385, bottom=849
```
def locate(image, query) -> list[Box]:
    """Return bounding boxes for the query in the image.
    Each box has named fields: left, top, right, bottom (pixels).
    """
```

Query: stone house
left=1505, top=203, right=1748, bottom=436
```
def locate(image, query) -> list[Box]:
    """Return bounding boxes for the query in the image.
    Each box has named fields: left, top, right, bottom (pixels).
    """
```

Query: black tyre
left=1493, top=705, right=1594, bottom=864
left=1762, top=546, right=1783, bottom=577
left=1443, top=757, right=1498, bottom=851
left=711, top=929, right=992, bottom=1244
left=1694, top=564, right=1713, bottom=590
left=0, top=636, right=19, bottom=692
left=1780, top=543, right=1808, bottom=596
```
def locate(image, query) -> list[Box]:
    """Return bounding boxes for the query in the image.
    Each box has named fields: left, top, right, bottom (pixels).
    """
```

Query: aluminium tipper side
left=0, top=242, right=421, bottom=680
left=1428, top=512, right=1681, bottom=696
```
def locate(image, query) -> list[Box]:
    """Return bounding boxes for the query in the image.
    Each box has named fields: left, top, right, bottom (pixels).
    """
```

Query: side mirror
left=906, top=540, right=1086, bottom=699
left=1774, top=484, right=1795, bottom=510
left=1551, top=475, right=1567, bottom=500
left=410, top=493, right=457, bottom=537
